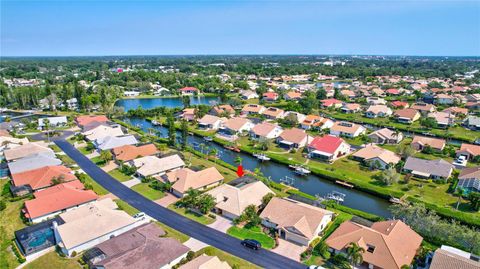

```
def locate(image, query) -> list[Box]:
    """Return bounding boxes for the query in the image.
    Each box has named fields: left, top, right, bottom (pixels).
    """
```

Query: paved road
left=55, top=139, right=306, bottom=269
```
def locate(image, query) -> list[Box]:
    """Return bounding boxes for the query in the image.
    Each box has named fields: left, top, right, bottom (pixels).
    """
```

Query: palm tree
left=456, top=188, right=465, bottom=210
left=235, top=156, right=243, bottom=166
left=43, top=119, right=51, bottom=142
left=346, top=242, right=365, bottom=267
left=209, top=148, right=218, bottom=163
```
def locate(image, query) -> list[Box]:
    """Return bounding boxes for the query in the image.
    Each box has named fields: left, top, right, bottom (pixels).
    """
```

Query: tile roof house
left=0, top=136, right=29, bottom=153
left=442, top=106, right=468, bottom=116
left=366, top=97, right=386, bottom=105
left=131, top=154, right=185, bottom=178
left=219, top=117, right=254, bottom=136
left=179, top=86, right=199, bottom=95
left=300, top=115, right=334, bottom=130
left=411, top=103, right=436, bottom=114
left=390, top=101, right=409, bottom=109
left=365, top=105, right=392, bottom=118
left=463, top=116, right=480, bottom=131
left=241, top=104, right=265, bottom=115
left=330, top=121, right=366, bottom=138
left=352, top=144, right=401, bottom=169
left=239, top=90, right=259, bottom=100
left=260, top=198, right=334, bottom=246
left=403, top=157, right=454, bottom=180
left=435, top=94, right=456, bottom=105
left=276, top=128, right=311, bottom=149
left=457, top=167, right=480, bottom=193
left=112, top=143, right=159, bottom=162
left=250, top=122, right=283, bottom=140
left=54, top=198, right=147, bottom=256
left=179, top=254, right=231, bottom=269
left=262, top=92, right=279, bottom=102
left=209, top=104, right=235, bottom=117
left=38, top=116, right=68, bottom=128
left=83, top=124, right=125, bottom=141
left=24, top=180, right=97, bottom=223
left=368, top=128, right=403, bottom=144
left=179, top=108, right=196, bottom=121
left=75, top=115, right=109, bottom=128
left=207, top=180, right=274, bottom=219
left=8, top=153, right=62, bottom=174
left=198, top=114, right=223, bottom=130
left=320, top=98, right=343, bottom=108
left=393, top=108, right=421, bottom=124
left=282, top=111, right=306, bottom=124
left=166, top=167, right=224, bottom=197
left=84, top=223, right=190, bottom=269
left=262, top=107, right=285, bottom=119
left=456, top=143, right=480, bottom=160
left=283, top=91, right=302, bottom=101
left=4, top=142, right=53, bottom=162
left=341, top=103, right=361, bottom=113
left=326, top=220, right=423, bottom=269
left=411, top=136, right=446, bottom=151
left=95, top=135, right=138, bottom=151
left=427, top=112, right=455, bottom=128
left=429, top=246, right=480, bottom=269
left=11, top=165, right=77, bottom=191
left=307, top=135, right=350, bottom=162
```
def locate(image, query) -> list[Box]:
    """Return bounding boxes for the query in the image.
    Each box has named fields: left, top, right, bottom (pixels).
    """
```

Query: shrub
left=0, top=200, right=6, bottom=211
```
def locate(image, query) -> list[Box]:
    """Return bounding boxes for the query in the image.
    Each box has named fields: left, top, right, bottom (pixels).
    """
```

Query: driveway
left=183, top=238, right=209, bottom=252
left=30, top=130, right=74, bottom=141
left=155, top=193, right=179, bottom=207
left=207, top=215, right=233, bottom=233
left=122, top=178, right=141, bottom=188
left=271, top=238, right=306, bottom=262
left=101, top=161, right=118, bottom=172
left=55, top=140, right=305, bottom=269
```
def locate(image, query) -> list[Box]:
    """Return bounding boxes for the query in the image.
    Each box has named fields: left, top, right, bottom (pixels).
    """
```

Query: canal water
left=124, top=117, right=392, bottom=217
left=115, top=96, right=221, bottom=112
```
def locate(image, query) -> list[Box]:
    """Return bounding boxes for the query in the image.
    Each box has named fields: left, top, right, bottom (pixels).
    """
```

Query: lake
left=115, top=96, right=221, bottom=111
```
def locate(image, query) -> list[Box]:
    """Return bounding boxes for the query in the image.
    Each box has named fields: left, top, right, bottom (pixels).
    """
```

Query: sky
left=1, top=0, right=479, bottom=57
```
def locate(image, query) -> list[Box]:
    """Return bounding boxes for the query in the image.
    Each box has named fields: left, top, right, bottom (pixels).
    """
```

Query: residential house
left=352, top=144, right=401, bottom=169
left=209, top=104, right=235, bottom=117
left=179, top=108, right=196, bottom=121
left=411, top=136, right=446, bottom=151
left=386, top=88, right=401, bottom=96
left=427, top=112, right=455, bottom=128
left=239, top=90, right=259, bottom=100
left=166, top=167, right=224, bottom=197
left=0, top=136, right=29, bottom=153
left=219, top=117, right=254, bottom=136
left=250, top=122, right=283, bottom=140
left=179, top=254, right=231, bottom=269
left=38, top=116, right=68, bottom=129
left=24, top=181, right=98, bottom=223
left=11, top=165, right=77, bottom=192
left=366, top=97, right=386, bottom=105
left=442, top=107, right=468, bottom=116
left=241, top=104, right=265, bottom=115
left=75, top=115, right=109, bottom=128
left=260, top=198, right=334, bottom=246
left=320, top=99, right=343, bottom=109
left=403, top=157, right=454, bottom=180
left=83, top=124, right=124, bottom=142
left=8, top=153, right=62, bottom=174
left=263, top=107, right=285, bottom=120
left=207, top=178, right=274, bottom=219
left=390, top=101, right=409, bottom=109
left=95, top=135, right=138, bottom=151
left=326, top=220, right=422, bottom=269
left=365, top=105, right=393, bottom=118
left=276, top=128, right=311, bottom=149
left=340, top=89, right=356, bottom=99
left=84, top=223, right=190, bottom=269
left=179, top=87, right=199, bottom=95
left=457, top=167, right=480, bottom=193
left=435, top=94, right=456, bottom=105
left=330, top=121, right=366, bottom=138
left=283, top=91, right=302, bottom=101
left=123, top=91, right=140, bottom=97
left=282, top=111, right=306, bottom=124
left=429, top=246, right=480, bottom=269
left=411, top=103, right=436, bottom=115
left=198, top=115, right=223, bottom=130
left=112, top=144, right=159, bottom=162
left=53, top=198, right=147, bottom=256
left=3, top=142, right=53, bottom=162
left=368, top=128, right=403, bottom=144
left=131, top=154, right=185, bottom=178
left=463, top=116, right=480, bottom=131
left=457, top=143, right=480, bottom=160
left=393, top=108, right=421, bottom=123
left=307, top=135, right=350, bottom=162
left=300, top=115, right=334, bottom=130
left=341, top=103, right=361, bottom=114
left=262, top=92, right=279, bottom=102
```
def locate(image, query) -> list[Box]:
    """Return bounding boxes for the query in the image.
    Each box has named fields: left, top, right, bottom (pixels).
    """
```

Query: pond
left=115, top=96, right=221, bottom=111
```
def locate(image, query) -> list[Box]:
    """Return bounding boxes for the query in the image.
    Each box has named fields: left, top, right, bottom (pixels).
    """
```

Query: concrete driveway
left=122, top=178, right=141, bottom=188
left=271, top=238, right=306, bottom=262
left=101, top=161, right=118, bottom=172
left=207, top=215, right=233, bottom=233
left=155, top=193, right=179, bottom=207
left=184, top=238, right=209, bottom=252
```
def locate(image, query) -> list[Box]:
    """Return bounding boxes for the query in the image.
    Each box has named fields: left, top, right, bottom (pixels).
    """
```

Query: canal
left=115, top=96, right=220, bottom=111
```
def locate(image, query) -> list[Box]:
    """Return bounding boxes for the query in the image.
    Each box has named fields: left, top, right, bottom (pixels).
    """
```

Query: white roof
left=38, top=116, right=68, bottom=126
left=96, top=135, right=138, bottom=150
left=133, top=154, right=185, bottom=177
left=83, top=124, right=124, bottom=141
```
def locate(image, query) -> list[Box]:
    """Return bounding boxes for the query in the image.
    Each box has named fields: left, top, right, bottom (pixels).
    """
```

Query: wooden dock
left=335, top=180, right=354, bottom=188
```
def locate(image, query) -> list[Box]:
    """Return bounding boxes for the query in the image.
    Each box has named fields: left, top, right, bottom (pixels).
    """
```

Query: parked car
left=241, top=239, right=261, bottom=250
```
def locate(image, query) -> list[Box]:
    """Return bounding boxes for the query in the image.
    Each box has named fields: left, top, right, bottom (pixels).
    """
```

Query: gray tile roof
left=403, top=157, right=454, bottom=178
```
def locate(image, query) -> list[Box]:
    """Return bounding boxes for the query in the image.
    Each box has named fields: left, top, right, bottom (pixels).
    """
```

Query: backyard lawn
left=167, top=205, right=215, bottom=225
left=227, top=225, right=275, bottom=249
left=108, top=169, right=132, bottom=182
left=23, top=252, right=80, bottom=269
left=196, top=246, right=261, bottom=269
left=131, top=183, right=165, bottom=200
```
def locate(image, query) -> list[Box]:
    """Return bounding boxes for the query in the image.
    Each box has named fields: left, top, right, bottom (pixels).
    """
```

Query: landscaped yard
left=56, top=154, right=76, bottom=167
left=23, top=251, right=80, bottom=269
left=227, top=225, right=275, bottom=249
left=77, top=146, right=93, bottom=155
left=131, top=183, right=165, bottom=200
left=108, top=169, right=132, bottom=182
left=188, top=153, right=238, bottom=182
left=77, top=173, right=109, bottom=195
left=155, top=222, right=190, bottom=243
left=90, top=156, right=107, bottom=167
left=114, top=199, right=140, bottom=216
left=196, top=246, right=261, bottom=269
left=167, top=205, right=215, bottom=225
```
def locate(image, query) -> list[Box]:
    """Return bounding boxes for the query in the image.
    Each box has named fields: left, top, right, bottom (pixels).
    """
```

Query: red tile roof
left=76, top=115, right=109, bottom=127
left=308, top=135, right=345, bottom=154
left=112, top=144, right=159, bottom=162
left=179, top=87, right=198, bottom=92
left=263, top=92, right=278, bottom=99
left=390, top=101, right=409, bottom=108
left=321, top=98, right=342, bottom=107
left=11, top=165, right=77, bottom=190
left=24, top=180, right=98, bottom=219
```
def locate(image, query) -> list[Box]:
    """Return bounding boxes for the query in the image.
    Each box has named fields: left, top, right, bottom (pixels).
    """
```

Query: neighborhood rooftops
left=8, top=153, right=62, bottom=174
left=4, top=142, right=53, bottom=161
left=76, top=115, right=109, bottom=127
left=179, top=254, right=231, bottom=269
left=167, top=167, right=224, bottom=195
left=112, top=143, right=159, bottom=162
left=11, top=165, right=77, bottom=190
left=308, top=135, right=346, bottom=156
left=95, top=135, right=138, bottom=151
left=403, top=157, right=453, bottom=179
left=132, top=154, right=185, bottom=177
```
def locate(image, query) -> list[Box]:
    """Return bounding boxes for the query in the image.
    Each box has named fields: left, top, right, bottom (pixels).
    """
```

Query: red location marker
left=236, top=165, right=244, bottom=177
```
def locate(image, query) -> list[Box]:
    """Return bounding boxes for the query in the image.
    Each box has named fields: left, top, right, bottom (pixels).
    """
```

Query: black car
left=241, top=239, right=261, bottom=250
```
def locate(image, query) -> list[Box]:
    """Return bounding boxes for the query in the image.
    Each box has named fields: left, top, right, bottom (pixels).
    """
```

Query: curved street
left=55, top=139, right=306, bottom=269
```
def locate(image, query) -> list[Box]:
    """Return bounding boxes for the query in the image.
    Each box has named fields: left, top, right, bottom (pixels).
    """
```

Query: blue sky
left=1, top=1, right=479, bottom=56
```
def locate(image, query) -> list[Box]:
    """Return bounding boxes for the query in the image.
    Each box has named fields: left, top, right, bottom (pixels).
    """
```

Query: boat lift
left=280, top=176, right=295, bottom=186
left=325, top=191, right=346, bottom=203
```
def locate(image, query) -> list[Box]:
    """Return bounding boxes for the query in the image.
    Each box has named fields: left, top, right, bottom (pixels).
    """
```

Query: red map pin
left=236, top=165, right=244, bottom=177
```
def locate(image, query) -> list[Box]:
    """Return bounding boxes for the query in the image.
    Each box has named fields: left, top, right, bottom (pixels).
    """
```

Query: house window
left=367, top=244, right=375, bottom=253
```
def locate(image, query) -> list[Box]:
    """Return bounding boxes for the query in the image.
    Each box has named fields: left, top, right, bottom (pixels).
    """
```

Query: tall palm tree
left=346, top=242, right=365, bottom=268
left=456, top=188, right=465, bottom=210
left=235, top=156, right=243, bottom=166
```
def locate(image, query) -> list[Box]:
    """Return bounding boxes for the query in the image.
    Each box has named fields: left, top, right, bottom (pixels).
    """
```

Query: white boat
left=325, top=191, right=346, bottom=203
left=203, top=136, right=213, bottom=142
left=253, top=153, right=270, bottom=161
left=151, top=120, right=160, bottom=125
left=294, top=166, right=311, bottom=175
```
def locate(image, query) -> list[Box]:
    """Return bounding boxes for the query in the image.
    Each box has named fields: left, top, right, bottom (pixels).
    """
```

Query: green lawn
left=79, top=174, right=109, bottom=195
left=77, top=146, right=93, bottom=155
left=23, top=251, right=80, bottom=269
left=227, top=225, right=275, bottom=249
left=90, top=156, right=106, bottom=167
left=108, top=169, right=132, bottom=182
left=57, top=154, right=76, bottom=167
left=131, top=183, right=165, bottom=200
left=167, top=205, right=215, bottom=225
left=188, top=153, right=238, bottom=182
left=196, top=246, right=261, bottom=269
left=155, top=222, right=190, bottom=243
left=49, top=144, right=62, bottom=152
left=114, top=199, right=140, bottom=216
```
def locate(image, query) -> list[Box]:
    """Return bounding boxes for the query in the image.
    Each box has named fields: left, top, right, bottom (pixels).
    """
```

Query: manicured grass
left=77, top=146, right=93, bottom=155
left=114, top=199, right=140, bottom=216
left=56, top=154, right=76, bottom=167
left=155, top=222, right=190, bottom=243
left=167, top=205, right=215, bottom=225
left=23, top=251, right=80, bottom=269
left=49, top=144, right=62, bottom=152
left=108, top=169, right=132, bottom=182
left=90, top=156, right=106, bottom=167
left=79, top=173, right=109, bottom=195
left=227, top=225, right=275, bottom=249
left=188, top=153, right=238, bottom=182
left=196, top=246, right=261, bottom=269
left=131, top=183, right=165, bottom=200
